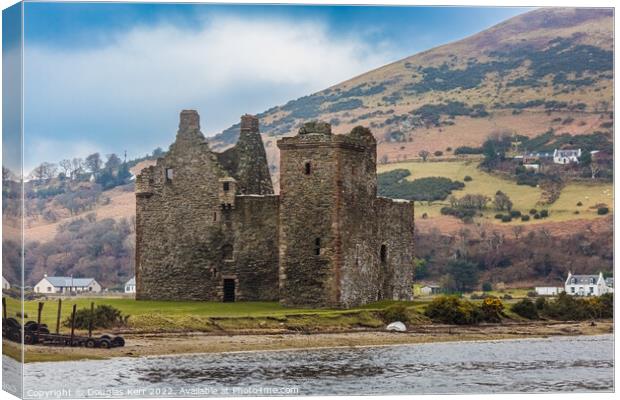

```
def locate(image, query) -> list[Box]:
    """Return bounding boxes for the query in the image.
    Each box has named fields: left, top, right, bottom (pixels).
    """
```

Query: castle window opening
left=213, top=211, right=217, bottom=222
left=222, top=244, right=234, bottom=261
left=314, top=237, right=321, bottom=256
left=165, top=168, right=174, bottom=181
left=380, top=244, right=387, bottom=263
left=223, top=181, right=230, bottom=192
left=304, top=161, right=312, bottom=175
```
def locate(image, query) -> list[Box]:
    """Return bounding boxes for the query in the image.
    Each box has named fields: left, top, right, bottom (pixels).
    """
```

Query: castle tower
left=277, top=122, right=385, bottom=307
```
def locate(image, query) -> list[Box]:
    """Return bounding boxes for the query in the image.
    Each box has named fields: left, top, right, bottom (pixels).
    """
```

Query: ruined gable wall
left=136, top=110, right=231, bottom=300
left=216, top=115, right=273, bottom=195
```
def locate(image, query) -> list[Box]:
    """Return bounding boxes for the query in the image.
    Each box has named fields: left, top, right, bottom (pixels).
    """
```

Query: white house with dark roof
left=2, top=276, right=10, bottom=290
left=34, top=275, right=102, bottom=294
left=553, top=149, right=581, bottom=164
left=124, top=277, right=136, bottom=294
left=564, top=272, right=612, bottom=297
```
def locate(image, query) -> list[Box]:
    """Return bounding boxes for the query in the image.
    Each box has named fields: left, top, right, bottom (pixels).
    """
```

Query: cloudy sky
left=16, top=3, right=529, bottom=171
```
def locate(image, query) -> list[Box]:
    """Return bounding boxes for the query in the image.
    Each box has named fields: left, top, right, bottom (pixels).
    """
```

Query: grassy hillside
left=378, top=160, right=613, bottom=223
left=212, top=8, right=613, bottom=168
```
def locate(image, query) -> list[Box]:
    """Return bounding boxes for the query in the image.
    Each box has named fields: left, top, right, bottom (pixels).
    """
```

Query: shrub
left=535, top=297, right=547, bottom=310
left=502, top=294, right=513, bottom=300
left=446, top=147, right=452, bottom=152
left=424, top=296, right=481, bottom=325
left=598, top=207, right=609, bottom=215
left=454, top=146, right=483, bottom=155
left=540, top=210, right=549, bottom=218
left=529, top=209, right=538, bottom=215
left=539, top=292, right=613, bottom=321
left=378, top=172, right=465, bottom=202
left=527, top=291, right=537, bottom=297
left=501, top=215, right=512, bottom=223
left=381, top=304, right=410, bottom=323
left=494, top=213, right=504, bottom=219
left=511, top=299, right=539, bottom=319
left=63, top=305, right=128, bottom=330
left=480, top=297, right=504, bottom=322
left=482, top=282, right=493, bottom=292
left=577, top=201, right=583, bottom=206
left=463, top=176, right=472, bottom=182
left=510, top=210, right=522, bottom=218
left=533, top=213, right=541, bottom=219
left=434, top=150, right=444, bottom=157
left=521, top=215, right=530, bottom=221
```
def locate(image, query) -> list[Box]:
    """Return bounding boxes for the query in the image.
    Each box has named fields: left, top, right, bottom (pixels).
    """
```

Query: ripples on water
left=17, top=334, right=614, bottom=397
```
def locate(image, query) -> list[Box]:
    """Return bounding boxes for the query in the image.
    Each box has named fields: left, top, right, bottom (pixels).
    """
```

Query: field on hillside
left=378, top=160, right=613, bottom=224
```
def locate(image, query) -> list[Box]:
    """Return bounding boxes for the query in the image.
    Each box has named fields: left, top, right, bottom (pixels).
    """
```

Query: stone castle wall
left=136, top=112, right=414, bottom=307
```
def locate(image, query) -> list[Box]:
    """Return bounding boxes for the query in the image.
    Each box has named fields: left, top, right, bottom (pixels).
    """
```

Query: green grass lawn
left=3, top=297, right=334, bottom=329
left=2, top=297, right=421, bottom=334
left=378, top=160, right=613, bottom=223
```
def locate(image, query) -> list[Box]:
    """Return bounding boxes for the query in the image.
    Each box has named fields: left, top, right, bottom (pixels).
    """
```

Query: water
left=8, top=334, right=614, bottom=397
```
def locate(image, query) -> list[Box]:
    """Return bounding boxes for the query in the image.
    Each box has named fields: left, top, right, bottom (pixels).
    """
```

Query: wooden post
left=36, top=302, right=44, bottom=336
left=88, top=302, right=94, bottom=338
left=70, top=304, right=77, bottom=346
left=56, top=298, right=62, bottom=334
left=2, top=297, right=6, bottom=320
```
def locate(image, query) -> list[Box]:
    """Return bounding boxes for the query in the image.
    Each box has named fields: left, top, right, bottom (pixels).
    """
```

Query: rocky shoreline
left=3, top=319, right=612, bottom=363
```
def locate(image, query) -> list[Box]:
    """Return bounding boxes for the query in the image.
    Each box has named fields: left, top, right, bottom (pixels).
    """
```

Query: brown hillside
left=213, top=7, right=613, bottom=174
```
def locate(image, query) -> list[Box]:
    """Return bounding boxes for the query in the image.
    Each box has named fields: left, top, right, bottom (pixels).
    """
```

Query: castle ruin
left=136, top=110, right=414, bottom=308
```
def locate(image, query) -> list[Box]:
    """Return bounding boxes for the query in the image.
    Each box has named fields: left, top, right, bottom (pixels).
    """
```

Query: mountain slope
left=212, top=8, right=613, bottom=171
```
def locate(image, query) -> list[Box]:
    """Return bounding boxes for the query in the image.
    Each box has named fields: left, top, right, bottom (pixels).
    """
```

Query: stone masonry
left=136, top=110, right=414, bottom=308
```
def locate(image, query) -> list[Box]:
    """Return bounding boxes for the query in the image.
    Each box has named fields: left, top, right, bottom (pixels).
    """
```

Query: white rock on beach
left=386, top=321, right=407, bottom=332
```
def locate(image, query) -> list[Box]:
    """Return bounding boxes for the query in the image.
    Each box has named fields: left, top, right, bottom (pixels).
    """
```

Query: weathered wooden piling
left=70, top=304, right=77, bottom=346
left=56, top=298, right=62, bottom=334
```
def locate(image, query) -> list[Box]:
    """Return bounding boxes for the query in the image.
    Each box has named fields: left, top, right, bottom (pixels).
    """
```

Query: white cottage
left=535, top=286, right=564, bottom=296
left=564, top=272, right=612, bottom=297
left=2, top=276, right=10, bottom=290
left=124, top=277, right=136, bottom=294
left=553, top=149, right=581, bottom=164
left=34, top=275, right=102, bottom=294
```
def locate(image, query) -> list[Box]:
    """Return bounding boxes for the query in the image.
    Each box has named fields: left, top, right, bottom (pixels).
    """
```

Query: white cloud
left=23, top=15, right=396, bottom=167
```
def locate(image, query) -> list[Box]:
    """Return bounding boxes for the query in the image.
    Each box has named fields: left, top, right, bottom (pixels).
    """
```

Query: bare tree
left=71, top=158, right=85, bottom=179
left=30, top=162, right=57, bottom=182
left=59, top=159, right=72, bottom=178
left=418, top=150, right=430, bottom=162
left=493, top=190, right=513, bottom=211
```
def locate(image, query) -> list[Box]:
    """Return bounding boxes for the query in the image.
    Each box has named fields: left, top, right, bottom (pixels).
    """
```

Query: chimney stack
left=179, top=110, right=200, bottom=132
left=240, top=114, right=259, bottom=133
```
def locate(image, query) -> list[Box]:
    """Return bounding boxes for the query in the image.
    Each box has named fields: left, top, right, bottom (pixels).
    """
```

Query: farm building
left=34, top=275, right=102, bottom=294
left=534, top=286, right=564, bottom=296
left=419, top=284, right=441, bottom=296
left=553, top=149, right=581, bottom=164
left=125, top=277, right=136, bottom=294
left=2, top=277, right=10, bottom=290
left=564, top=272, right=612, bottom=297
